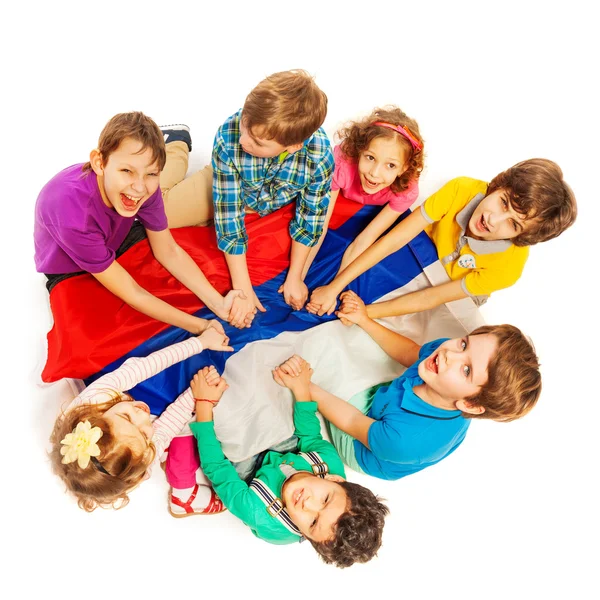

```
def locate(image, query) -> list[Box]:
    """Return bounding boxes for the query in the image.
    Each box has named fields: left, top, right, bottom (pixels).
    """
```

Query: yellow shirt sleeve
left=423, top=178, right=465, bottom=222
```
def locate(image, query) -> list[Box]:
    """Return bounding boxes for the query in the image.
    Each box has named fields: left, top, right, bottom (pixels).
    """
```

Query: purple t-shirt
left=331, top=145, right=419, bottom=213
left=34, top=164, right=168, bottom=274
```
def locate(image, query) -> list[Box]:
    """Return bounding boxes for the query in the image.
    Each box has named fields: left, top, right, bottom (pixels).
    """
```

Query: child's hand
left=223, top=290, right=256, bottom=329
left=191, top=366, right=229, bottom=403
left=199, top=327, right=234, bottom=352
left=306, top=284, right=338, bottom=316
left=336, top=290, right=369, bottom=327
left=272, top=355, right=313, bottom=401
left=278, top=277, right=309, bottom=311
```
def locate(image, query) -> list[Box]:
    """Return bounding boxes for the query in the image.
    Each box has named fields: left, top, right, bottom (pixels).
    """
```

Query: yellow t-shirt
left=420, top=177, right=529, bottom=298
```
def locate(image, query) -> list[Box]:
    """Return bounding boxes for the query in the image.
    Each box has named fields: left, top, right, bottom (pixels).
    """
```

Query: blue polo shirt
left=355, top=339, right=471, bottom=480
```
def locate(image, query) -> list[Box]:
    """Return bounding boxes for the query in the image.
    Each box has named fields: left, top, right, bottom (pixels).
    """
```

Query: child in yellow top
left=308, top=158, right=577, bottom=317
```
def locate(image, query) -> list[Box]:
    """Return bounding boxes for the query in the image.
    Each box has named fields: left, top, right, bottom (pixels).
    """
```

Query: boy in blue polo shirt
left=289, top=290, right=542, bottom=481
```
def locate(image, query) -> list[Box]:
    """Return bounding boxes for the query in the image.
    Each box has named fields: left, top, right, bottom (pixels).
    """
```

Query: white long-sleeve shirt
left=67, top=337, right=203, bottom=462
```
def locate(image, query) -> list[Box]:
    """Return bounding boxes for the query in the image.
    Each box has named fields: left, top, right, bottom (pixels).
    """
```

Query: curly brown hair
left=49, top=394, right=156, bottom=511
left=487, top=158, right=577, bottom=246
left=463, top=324, right=541, bottom=423
left=242, top=69, right=328, bottom=146
left=337, top=106, right=424, bottom=194
left=82, top=111, right=166, bottom=173
left=309, top=481, right=389, bottom=568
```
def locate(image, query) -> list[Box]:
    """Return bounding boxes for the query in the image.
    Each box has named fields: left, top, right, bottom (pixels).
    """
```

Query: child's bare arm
left=368, top=279, right=468, bottom=318
left=93, top=261, right=215, bottom=335
left=307, top=209, right=428, bottom=316
left=309, top=382, right=375, bottom=448
left=337, top=291, right=420, bottom=367
left=225, top=253, right=267, bottom=313
left=337, top=204, right=400, bottom=273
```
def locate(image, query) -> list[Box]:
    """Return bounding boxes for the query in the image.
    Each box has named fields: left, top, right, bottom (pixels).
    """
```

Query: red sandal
left=168, top=484, right=227, bottom=518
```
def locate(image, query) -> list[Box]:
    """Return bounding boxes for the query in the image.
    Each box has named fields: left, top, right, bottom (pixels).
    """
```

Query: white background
left=3, top=1, right=599, bottom=598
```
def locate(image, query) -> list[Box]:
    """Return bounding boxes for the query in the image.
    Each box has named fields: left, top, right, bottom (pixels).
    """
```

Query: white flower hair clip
left=60, top=420, right=103, bottom=469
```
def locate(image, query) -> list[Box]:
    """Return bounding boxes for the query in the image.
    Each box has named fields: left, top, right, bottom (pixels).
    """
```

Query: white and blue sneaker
left=160, top=124, right=192, bottom=151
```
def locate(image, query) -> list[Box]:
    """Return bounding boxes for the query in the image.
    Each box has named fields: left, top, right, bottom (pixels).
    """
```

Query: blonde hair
left=49, top=393, right=156, bottom=511
left=242, top=69, right=328, bottom=146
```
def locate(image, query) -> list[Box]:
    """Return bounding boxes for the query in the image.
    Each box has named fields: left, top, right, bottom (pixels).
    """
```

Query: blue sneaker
left=160, top=124, right=192, bottom=152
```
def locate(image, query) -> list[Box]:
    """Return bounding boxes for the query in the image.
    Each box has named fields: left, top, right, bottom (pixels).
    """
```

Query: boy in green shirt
left=188, top=360, right=388, bottom=568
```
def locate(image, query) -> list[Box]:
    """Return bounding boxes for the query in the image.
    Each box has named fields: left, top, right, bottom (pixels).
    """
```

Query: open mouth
left=120, top=193, right=142, bottom=211
left=426, top=353, right=439, bottom=374
left=363, top=176, right=380, bottom=189
left=477, top=214, right=490, bottom=233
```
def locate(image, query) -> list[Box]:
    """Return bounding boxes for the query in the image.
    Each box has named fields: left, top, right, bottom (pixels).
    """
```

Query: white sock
left=195, top=468, right=210, bottom=486
left=171, top=484, right=212, bottom=511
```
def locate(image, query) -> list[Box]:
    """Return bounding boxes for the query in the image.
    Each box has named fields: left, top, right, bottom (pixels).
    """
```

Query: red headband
left=372, top=121, right=422, bottom=152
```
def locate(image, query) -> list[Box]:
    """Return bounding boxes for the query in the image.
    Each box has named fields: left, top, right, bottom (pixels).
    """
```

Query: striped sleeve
left=151, top=387, right=196, bottom=460
left=67, top=337, right=204, bottom=410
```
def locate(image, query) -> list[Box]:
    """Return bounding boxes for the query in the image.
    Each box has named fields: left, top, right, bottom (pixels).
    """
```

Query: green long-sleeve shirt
left=190, top=401, right=346, bottom=545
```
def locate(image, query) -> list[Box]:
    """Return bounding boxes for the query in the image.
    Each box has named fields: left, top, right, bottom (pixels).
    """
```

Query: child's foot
left=168, top=484, right=226, bottom=517
left=160, top=124, right=192, bottom=152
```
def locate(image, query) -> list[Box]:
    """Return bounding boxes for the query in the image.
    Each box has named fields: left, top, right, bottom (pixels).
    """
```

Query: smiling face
left=281, top=472, right=348, bottom=542
left=418, top=334, right=498, bottom=405
left=468, top=189, right=533, bottom=241
left=357, top=136, right=409, bottom=195
left=91, top=138, right=161, bottom=218
left=103, top=400, right=154, bottom=452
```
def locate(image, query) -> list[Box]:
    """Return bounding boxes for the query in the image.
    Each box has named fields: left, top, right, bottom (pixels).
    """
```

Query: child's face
left=468, top=189, right=531, bottom=241
left=418, top=334, right=498, bottom=402
left=93, top=138, right=161, bottom=218
left=103, top=400, right=154, bottom=452
left=239, top=122, right=292, bottom=158
left=357, top=136, right=408, bottom=195
left=282, top=472, right=348, bottom=542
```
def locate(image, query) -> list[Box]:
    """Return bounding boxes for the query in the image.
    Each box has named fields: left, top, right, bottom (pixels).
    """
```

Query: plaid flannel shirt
left=212, top=110, right=334, bottom=255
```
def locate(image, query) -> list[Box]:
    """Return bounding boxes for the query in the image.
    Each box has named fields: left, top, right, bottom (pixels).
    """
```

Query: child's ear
left=89, top=149, right=104, bottom=176
left=143, top=470, right=151, bottom=481
left=286, top=142, right=304, bottom=155
left=324, top=474, right=345, bottom=483
left=455, top=399, right=486, bottom=415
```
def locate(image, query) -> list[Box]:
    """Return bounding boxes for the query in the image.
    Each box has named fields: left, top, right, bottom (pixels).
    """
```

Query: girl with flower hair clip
left=304, top=105, right=424, bottom=299
left=49, top=327, right=233, bottom=512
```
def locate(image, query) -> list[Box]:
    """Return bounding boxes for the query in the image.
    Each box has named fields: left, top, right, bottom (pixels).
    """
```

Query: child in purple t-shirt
left=306, top=106, right=424, bottom=315
left=34, top=112, right=254, bottom=332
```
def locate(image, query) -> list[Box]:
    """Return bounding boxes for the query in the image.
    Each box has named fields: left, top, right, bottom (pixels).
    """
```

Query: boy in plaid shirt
left=160, top=70, right=334, bottom=315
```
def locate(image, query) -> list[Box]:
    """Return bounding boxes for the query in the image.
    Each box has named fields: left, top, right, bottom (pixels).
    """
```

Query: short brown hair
left=242, top=69, right=328, bottom=146
left=309, top=481, right=389, bottom=568
left=83, top=111, right=166, bottom=172
left=464, top=324, right=541, bottom=422
left=49, top=395, right=156, bottom=511
left=487, top=158, right=577, bottom=246
left=338, top=106, right=425, bottom=194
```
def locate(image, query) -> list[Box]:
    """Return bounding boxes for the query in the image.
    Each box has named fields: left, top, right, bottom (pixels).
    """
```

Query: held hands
left=223, top=289, right=256, bottom=329
left=278, top=277, right=309, bottom=311
left=306, top=284, right=339, bottom=316
left=192, top=366, right=229, bottom=422
left=198, top=326, right=234, bottom=352
left=191, top=366, right=228, bottom=402
left=272, top=354, right=313, bottom=401
left=335, top=290, right=369, bottom=327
